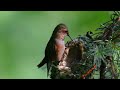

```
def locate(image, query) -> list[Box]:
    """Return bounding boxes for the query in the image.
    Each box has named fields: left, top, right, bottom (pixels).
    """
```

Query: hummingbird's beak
left=67, top=33, right=73, bottom=41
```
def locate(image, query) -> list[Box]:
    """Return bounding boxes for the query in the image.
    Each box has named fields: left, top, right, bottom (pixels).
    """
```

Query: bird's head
left=53, top=23, right=73, bottom=41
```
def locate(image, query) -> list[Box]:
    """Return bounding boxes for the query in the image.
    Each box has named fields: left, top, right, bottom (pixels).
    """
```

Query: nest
left=50, top=36, right=98, bottom=79
left=49, top=11, right=120, bottom=79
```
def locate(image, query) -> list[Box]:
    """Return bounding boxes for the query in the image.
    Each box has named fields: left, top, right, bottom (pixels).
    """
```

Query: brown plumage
left=37, top=23, right=72, bottom=76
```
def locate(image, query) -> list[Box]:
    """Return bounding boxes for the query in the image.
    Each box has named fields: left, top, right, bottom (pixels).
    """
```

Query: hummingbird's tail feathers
left=37, top=58, right=46, bottom=68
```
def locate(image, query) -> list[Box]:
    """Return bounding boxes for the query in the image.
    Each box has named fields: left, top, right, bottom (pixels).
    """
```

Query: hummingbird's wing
left=45, top=38, right=56, bottom=76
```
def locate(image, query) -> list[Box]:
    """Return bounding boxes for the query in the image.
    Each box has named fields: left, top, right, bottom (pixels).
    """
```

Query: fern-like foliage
left=50, top=11, right=120, bottom=79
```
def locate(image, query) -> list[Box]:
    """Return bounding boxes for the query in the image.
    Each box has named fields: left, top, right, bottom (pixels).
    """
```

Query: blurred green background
left=0, top=11, right=111, bottom=79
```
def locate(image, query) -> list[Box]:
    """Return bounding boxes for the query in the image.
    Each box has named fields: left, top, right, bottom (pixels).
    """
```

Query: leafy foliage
left=50, top=11, right=120, bottom=79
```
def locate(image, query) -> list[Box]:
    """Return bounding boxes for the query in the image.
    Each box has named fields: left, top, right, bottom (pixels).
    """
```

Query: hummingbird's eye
left=64, top=31, right=68, bottom=33
left=60, top=28, right=68, bottom=34
left=62, top=29, right=68, bottom=33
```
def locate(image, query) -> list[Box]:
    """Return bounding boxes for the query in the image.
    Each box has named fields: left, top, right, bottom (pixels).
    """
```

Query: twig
left=81, top=65, right=96, bottom=79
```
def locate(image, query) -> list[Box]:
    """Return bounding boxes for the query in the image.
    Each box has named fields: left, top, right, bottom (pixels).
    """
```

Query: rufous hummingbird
left=37, top=23, right=73, bottom=77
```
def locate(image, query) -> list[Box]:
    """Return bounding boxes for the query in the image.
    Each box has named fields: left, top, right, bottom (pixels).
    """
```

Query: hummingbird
left=37, top=23, right=73, bottom=77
